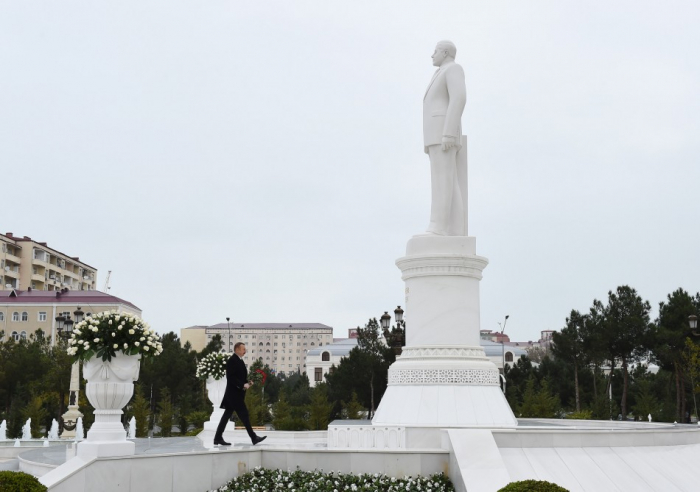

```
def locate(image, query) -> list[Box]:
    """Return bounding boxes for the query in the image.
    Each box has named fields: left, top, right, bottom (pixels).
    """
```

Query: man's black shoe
left=252, top=435, right=267, bottom=445
left=214, top=438, right=231, bottom=446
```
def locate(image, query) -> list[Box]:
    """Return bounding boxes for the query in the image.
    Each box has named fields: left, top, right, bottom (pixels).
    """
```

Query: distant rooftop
left=1, top=289, right=140, bottom=311
left=207, top=322, right=332, bottom=331
left=2, top=232, right=96, bottom=269
left=307, top=337, right=358, bottom=357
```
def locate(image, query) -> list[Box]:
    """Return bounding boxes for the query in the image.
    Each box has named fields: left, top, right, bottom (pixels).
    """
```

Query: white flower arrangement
left=210, top=468, right=455, bottom=492
left=196, top=352, right=231, bottom=381
left=66, top=310, right=163, bottom=362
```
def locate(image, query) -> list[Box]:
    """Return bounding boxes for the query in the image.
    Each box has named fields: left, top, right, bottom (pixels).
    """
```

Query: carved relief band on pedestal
left=388, top=368, right=500, bottom=386
left=398, top=346, right=488, bottom=360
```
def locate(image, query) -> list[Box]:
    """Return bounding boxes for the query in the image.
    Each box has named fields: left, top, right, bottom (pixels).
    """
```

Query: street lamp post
left=57, top=307, right=84, bottom=438
left=394, top=306, right=405, bottom=339
left=498, top=315, right=510, bottom=394
left=498, top=315, right=510, bottom=371
left=226, top=317, right=231, bottom=352
left=689, top=315, right=699, bottom=423
left=380, top=312, right=391, bottom=332
left=380, top=307, right=406, bottom=356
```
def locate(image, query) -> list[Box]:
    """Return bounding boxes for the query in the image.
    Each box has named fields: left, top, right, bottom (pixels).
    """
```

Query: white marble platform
left=23, top=421, right=700, bottom=492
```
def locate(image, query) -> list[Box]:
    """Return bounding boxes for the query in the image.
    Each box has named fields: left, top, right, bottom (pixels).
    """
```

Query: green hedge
left=498, top=479, right=569, bottom=492
left=0, top=471, right=47, bottom=492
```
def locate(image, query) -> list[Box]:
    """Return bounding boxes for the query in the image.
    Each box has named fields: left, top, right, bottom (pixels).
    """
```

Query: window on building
left=11, top=331, right=19, bottom=341
left=38, top=312, right=47, bottom=322
left=315, top=368, right=322, bottom=382
left=505, top=352, right=514, bottom=362
left=259, top=342, right=263, bottom=346
left=322, top=352, right=330, bottom=362
left=20, top=331, right=27, bottom=340
left=0, top=312, right=4, bottom=321
left=21, top=312, right=28, bottom=322
left=12, top=312, right=19, bottom=322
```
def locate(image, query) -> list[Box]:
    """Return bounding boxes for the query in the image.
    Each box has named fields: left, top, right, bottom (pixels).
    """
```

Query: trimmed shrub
left=0, top=471, right=48, bottom=492
left=498, top=479, right=569, bottom=491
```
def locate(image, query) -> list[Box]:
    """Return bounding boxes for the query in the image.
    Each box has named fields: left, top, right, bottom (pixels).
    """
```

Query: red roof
left=1, top=289, right=140, bottom=311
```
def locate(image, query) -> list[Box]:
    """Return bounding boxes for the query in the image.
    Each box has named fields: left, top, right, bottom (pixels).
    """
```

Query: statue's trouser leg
left=427, top=145, right=458, bottom=235
left=449, top=144, right=468, bottom=236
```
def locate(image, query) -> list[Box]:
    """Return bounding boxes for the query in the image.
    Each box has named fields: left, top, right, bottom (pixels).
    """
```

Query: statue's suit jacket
left=423, top=61, right=466, bottom=154
left=220, top=354, right=249, bottom=410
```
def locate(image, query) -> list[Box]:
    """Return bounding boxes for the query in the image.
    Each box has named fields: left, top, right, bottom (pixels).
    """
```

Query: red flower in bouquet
left=252, top=368, right=267, bottom=386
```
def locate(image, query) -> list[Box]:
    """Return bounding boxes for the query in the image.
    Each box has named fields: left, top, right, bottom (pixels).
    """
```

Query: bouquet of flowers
left=67, top=310, right=163, bottom=362
left=250, top=368, right=267, bottom=386
left=196, top=352, right=232, bottom=381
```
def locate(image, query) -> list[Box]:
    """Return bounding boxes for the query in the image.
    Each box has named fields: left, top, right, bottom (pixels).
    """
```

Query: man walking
left=214, top=342, right=267, bottom=446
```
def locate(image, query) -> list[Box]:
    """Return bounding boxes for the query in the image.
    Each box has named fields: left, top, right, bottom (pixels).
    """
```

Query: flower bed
left=196, top=352, right=232, bottom=380
left=67, top=311, right=162, bottom=362
left=211, top=467, right=455, bottom=492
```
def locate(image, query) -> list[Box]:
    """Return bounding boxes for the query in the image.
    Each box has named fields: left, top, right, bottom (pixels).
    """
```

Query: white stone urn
left=77, top=353, right=141, bottom=458
left=203, top=376, right=234, bottom=432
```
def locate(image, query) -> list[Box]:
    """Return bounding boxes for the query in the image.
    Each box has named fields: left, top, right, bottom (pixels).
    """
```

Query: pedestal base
left=372, top=345, right=517, bottom=428
left=202, top=409, right=236, bottom=433
left=77, top=439, right=135, bottom=459
left=371, top=235, right=517, bottom=429
left=77, top=410, right=135, bottom=459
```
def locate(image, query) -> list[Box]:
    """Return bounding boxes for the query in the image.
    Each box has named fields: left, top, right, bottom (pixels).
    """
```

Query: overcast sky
left=2, top=1, right=699, bottom=342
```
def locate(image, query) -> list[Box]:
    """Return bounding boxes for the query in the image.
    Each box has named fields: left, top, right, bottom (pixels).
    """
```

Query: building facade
left=306, top=335, right=359, bottom=387
left=1, top=232, right=97, bottom=292
left=181, top=323, right=334, bottom=376
left=0, top=289, right=141, bottom=344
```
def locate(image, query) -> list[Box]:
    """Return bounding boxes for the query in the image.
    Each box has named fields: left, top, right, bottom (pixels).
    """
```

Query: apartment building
left=0, top=232, right=97, bottom=292
left=0, top=289, right=141, bottom=344
left=181, top=323, right=334, bottom=376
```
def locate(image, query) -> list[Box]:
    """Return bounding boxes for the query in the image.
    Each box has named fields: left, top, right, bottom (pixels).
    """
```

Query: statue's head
left=432, top=40, right=457, bottom=67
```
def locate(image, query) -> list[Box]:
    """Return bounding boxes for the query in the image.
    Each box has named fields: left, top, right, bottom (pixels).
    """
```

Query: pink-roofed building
left=0, top=288, right=141, bottom=345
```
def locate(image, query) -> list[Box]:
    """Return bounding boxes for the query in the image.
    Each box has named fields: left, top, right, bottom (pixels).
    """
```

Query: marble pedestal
left=372, top=235, right=517, bottom=429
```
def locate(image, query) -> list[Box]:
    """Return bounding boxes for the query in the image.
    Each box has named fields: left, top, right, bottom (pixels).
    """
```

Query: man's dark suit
left=215, top=353, right=257, bottom=442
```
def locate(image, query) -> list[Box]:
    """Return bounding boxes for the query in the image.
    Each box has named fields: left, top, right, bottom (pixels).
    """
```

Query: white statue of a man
left=423, top=40, right=468, bottom=236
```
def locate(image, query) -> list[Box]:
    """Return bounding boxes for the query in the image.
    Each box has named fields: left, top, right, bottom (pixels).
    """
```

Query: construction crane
left=103, top=270, right=112, bottom=292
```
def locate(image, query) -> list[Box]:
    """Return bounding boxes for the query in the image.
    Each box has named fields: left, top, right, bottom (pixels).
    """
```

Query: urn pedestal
left=77, top=354, right=140, bottom=458
left=197, top=377, right=235, bottom=446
